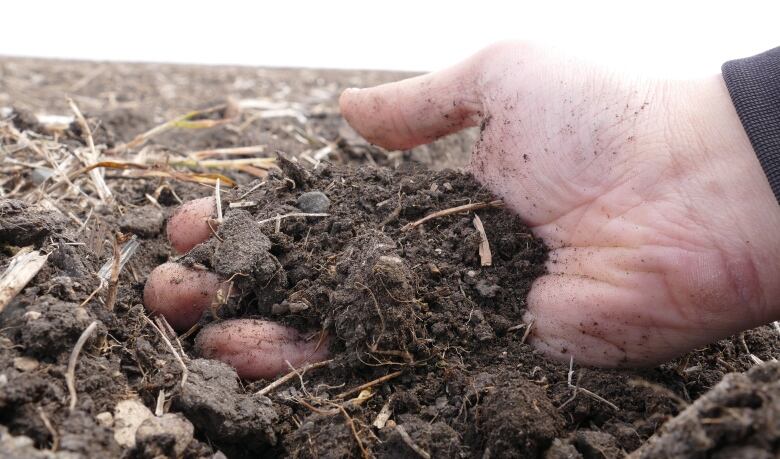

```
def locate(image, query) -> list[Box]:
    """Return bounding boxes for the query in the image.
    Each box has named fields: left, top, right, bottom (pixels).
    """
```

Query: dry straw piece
left=0, top=247, right=49, bottom=313
left=472, top=214, right=492, bottom=266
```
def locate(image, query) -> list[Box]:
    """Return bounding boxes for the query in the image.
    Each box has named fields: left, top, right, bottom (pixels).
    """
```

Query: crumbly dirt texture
left=1, top=58, right=779, bottom=458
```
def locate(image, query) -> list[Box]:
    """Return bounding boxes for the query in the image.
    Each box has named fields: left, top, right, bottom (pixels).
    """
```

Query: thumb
left=339, top=52, right=486, bottom=150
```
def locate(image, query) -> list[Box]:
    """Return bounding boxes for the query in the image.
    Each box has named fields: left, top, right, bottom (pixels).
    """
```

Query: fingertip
left=338, top=59, right=485, bottom=151
left=167, top=196, right=216, bottom=253
left=143, top=262, right=222, bottom=331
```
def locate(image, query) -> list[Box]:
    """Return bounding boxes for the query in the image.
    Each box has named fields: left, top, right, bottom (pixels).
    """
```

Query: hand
left=339, top=41, right=780, bottom=366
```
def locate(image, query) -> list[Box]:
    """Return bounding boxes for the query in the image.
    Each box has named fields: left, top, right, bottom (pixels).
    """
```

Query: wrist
left=683, top=75, right=780, bottom=323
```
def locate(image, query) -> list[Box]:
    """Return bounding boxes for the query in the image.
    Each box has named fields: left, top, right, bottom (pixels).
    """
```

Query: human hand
left=339, top=41, right=780, bottom=366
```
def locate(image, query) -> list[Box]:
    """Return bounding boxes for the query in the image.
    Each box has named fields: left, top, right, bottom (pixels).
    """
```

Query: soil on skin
left=0, top=58, right=779, bottom=459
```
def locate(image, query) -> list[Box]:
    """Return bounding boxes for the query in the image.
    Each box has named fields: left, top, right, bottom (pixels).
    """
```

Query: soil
left=1, top=58, right=779, bottom=459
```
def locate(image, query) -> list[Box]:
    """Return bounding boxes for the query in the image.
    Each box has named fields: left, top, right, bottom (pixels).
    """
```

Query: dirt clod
left=0, top=200, right=65, bottom=246
left=174, top=359, right=278, bottom=451
left=119, top=206, right=165, bottom=238
left=134, top=413, right=194, bottom=457
left=630, top=362, right=780, bottom=458
left=473, top=372, right=564, bottom=458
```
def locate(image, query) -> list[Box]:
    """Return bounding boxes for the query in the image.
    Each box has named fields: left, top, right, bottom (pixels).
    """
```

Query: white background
left=1, top=1, right=779, bottom=76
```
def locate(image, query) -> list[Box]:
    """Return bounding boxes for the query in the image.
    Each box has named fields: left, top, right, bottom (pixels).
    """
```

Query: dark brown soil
left=0, top=58, right=778, bottom=459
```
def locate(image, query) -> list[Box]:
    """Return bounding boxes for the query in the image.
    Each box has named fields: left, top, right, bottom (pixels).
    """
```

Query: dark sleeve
left=722, top=47, right=780, bottom=204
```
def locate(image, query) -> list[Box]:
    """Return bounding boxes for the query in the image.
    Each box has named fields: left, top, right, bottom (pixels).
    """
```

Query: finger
left=143, top=262, right=222, bottom=331
left=167, top=196, right=216, bottom=253
left=339, top=51, right=486, bottom=150
left=196, top=319, right=330, bottom=380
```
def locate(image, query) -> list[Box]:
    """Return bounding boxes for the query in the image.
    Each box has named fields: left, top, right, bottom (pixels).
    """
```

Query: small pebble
left=296, top=191, right=330, bottom=213
left=96, top=412, right=114, bottom=428
left=23, top=311, right=41, bottom=321
left=13, top=357, right=39, bottom=372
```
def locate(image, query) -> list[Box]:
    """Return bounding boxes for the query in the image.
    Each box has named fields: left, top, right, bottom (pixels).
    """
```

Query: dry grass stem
left=155, top=389, right=166, bottom=416
left=120, top=104, right=236, bottom=152
left=229, top=200, right=258, bottom=209
left=215, top=178, right=223, bottom=223
left=97, top=236, right=139, bottom=282
left=372, top=398, right=393, bottom=429
left=170, top=157, right=276, bottom=170
left=337, top=370, right=403, bottom=400
left=256, top=359, right=334, bottom=396
left=395, top=424, right=431, bottom=459
left=472, top=214, right=492, bottom=266
left=189, top=145, right=266, bottom=160
left=67, top=320, right=99, bottom=411
left=157, top=316, right=187, bottom=359
left=520, top=319, right=534, bottom=344
left=402, top=200, right=504, bottom=231
left=68, top=98, right=112, bottom=202
left=73, top=161, right=237, bottom=188
left=104, top=237, right=121, bottom=311
left=257, top=212, right=329, bottom=225
left=0, top=247, right=49, bottom=313
left=143, top=315, right=189, bottom=388
left=238, top=180, right=266, bottom=199
left=561, top=356, right=619, bottom=411
left=37, top=407, right=59, bottom=451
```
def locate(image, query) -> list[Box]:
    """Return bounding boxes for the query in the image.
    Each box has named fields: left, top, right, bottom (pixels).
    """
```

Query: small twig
left=337, top=370, right=403, bottom=400
left=97, top=236, right=139, bottom=282
left=285, top=359, right=313, bottom=399
left=520, top=319, right=535, bottom=344
left=238, top=180, right=266, bottom=199
left=395, top=424, right=431, bottom=459
left=472, top=214, right=492, bottom=266
left=143, top=315, right=188, bottom=388
left=256, top=359, right=333, bottom=396
left=357, top=282, right=385, bottom=351
left=157, top=316, right=187, bottom=360
left=37, top=407, right=59, bottom=452
left=67, top=320, right=99, bottom=412
left=104, top=236, right=121, bottom=311
left=331, top=403, right=369, bottom=459
left=78, top=283, right=102, bottom=308
left=402, top=200, right=503, bottom=230
left=257, top=212, right=329, bottom=225
left=562, top=356, right=619, bottom=411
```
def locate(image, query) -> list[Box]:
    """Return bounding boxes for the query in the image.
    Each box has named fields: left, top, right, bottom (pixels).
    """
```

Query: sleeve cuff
left=722, top=47, right=780, bottom=204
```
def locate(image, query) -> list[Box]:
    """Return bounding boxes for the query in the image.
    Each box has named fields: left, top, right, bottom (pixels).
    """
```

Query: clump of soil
left=1, top=59, right=779, bottom=459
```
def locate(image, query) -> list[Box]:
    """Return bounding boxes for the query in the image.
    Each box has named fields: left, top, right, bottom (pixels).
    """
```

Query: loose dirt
left=0, top=58, right=778, bottom=458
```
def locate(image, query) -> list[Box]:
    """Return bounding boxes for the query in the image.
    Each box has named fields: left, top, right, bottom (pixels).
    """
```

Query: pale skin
left=144, top=41, right=780, bottom=378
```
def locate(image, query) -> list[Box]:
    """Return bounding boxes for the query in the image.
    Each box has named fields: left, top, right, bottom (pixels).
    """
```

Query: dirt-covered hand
left=339, top=41, right=780, bottom=366
left=143, top=197, right=329, bottom=379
